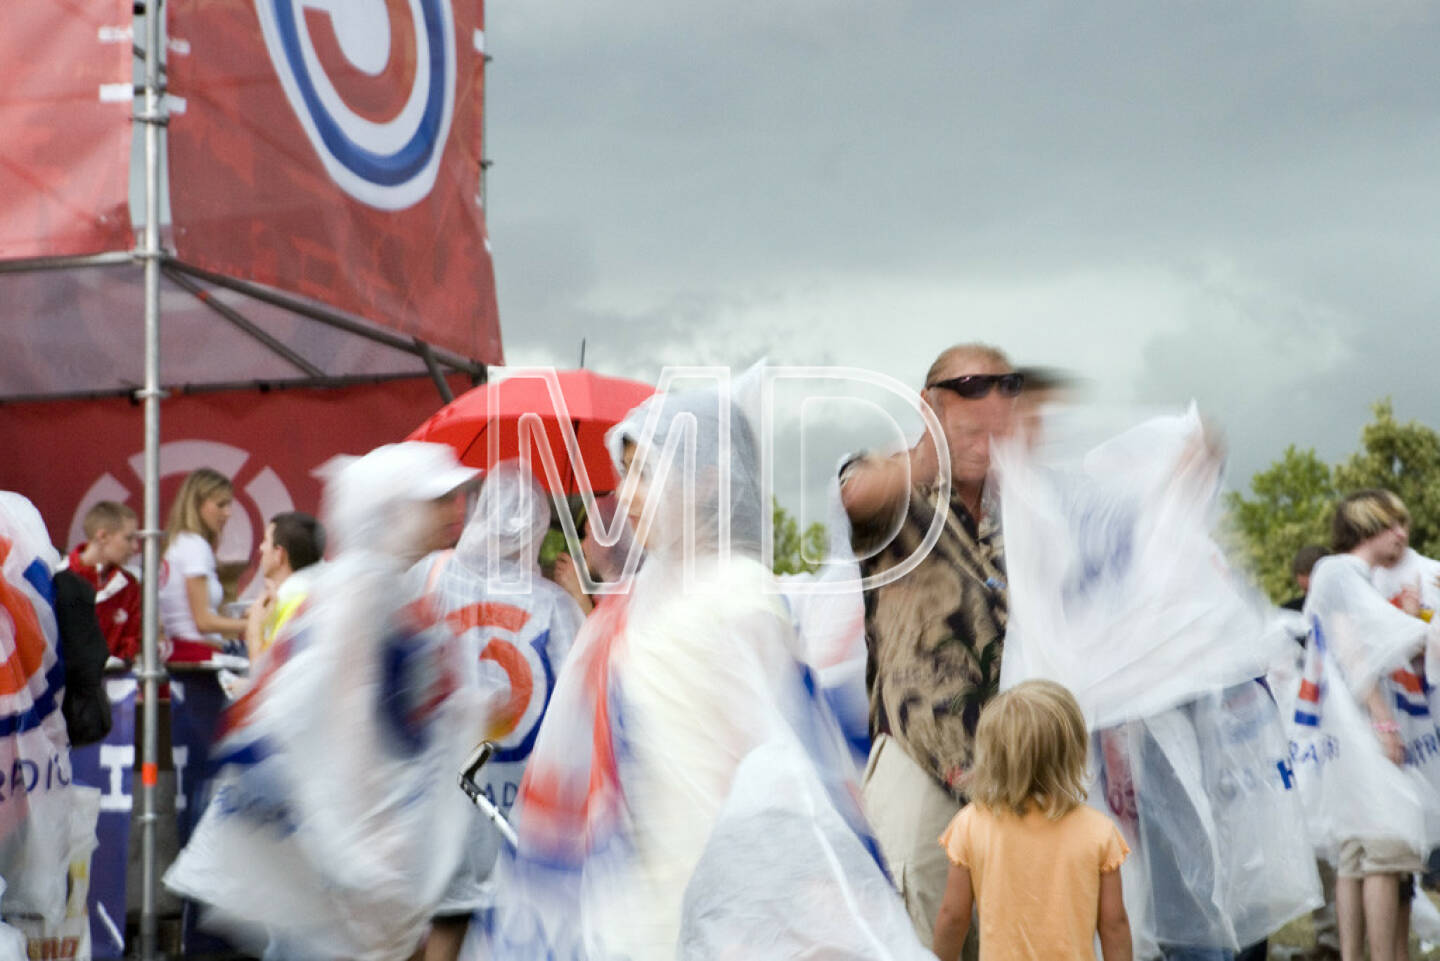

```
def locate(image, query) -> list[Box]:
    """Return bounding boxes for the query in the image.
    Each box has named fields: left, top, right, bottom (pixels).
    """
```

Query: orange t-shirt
left=940, top=802, right=1129, bottom=961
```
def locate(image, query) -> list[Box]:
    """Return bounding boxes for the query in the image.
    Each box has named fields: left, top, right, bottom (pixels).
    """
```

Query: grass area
left=1267, top=892, right=1440, bottom=960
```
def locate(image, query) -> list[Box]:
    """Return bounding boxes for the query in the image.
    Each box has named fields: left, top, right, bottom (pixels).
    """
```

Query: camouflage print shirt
left=845, top=459, right=1008, bottom=800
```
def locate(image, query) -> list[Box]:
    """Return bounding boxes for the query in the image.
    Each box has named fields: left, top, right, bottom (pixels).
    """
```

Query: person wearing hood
left=487, top=377, right=930, bottom=961
left=166, top=443, right=487, bottom=961
left=411, top=460, right=585, bottom=961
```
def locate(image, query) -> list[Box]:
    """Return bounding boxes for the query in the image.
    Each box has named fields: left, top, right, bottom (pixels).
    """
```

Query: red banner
left=0, top=377, right=462, bottom=565
left=166, top=0, right=501, bottom=364
left=0, top=2, right=134, bottom=259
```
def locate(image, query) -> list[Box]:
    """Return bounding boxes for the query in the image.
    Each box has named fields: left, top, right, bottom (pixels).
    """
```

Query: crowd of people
left=3, top=342, right=1440, bottom=961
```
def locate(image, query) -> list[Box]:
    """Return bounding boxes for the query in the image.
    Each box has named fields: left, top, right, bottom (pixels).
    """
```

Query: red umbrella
left=407, top=369, right=655, bottom=493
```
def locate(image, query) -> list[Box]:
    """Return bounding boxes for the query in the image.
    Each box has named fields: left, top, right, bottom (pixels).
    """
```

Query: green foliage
left=1228, top=400, right=1440, bottom=602
left=1333, top=400, right=1440, bottom=562
left=1223, top=447, right=1335, bottom=602
left=772, top=498, right=828, bottom=576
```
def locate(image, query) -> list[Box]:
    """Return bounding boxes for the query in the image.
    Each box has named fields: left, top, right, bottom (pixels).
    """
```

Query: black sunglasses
left=926, top=372, right=1025, bottom=399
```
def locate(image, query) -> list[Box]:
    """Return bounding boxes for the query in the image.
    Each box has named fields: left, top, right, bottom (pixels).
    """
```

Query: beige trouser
left=861, top=733, right=968, bottom=952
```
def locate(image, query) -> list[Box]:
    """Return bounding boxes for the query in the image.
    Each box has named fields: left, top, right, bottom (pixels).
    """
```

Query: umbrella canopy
left=408, top=369, right=655, bottom=493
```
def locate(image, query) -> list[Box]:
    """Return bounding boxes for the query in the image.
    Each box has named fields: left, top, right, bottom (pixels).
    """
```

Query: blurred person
left=1282, top=545, right=1329, bottom=613
left=1299, top=490, right=1440, bottom=961
left=933, top=680, right=1130, bottom=961
left=158, top=468, right=247, bottom=662
left=1370, top=535, right=1440, bottom=617
left=59, top=500, right=141, bottom=662
left=165, top=443, right=484, bottom=961
left=0, top=493, right=78, bottom=932
left=243, top=511, right=325, bottom=662
left=550, top=499, right=612, bottom=616
left=1274, top=544, right=1334, bottom=961
left=998, top=407, right=1321, bottom=960
left=489, top=377, right=930, bottom=961
left=838, top=342, right=1019, bottom=947
left=411, top=462, right=584, bottom=961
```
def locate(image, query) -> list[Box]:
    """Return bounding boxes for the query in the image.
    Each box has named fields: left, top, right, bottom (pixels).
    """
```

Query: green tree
left=772, top=498, right=828, bottom=575
left=1228, top=399, right=1440, bottom=602
left=1333, top=399, right=1440, bottom=561
left=1224, top=447, right=1336, bottom=602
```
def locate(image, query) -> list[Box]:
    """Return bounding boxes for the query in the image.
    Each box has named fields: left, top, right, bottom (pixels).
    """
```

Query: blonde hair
left=966, top=679, right=1090, bottom=819
left=163, top=468, right=233, bottom=552
left=1332, top=489, right=1409, bottom=552
left=83, top=500, right=137, bottom=538
left=925, top=343, right=1013, bottom=388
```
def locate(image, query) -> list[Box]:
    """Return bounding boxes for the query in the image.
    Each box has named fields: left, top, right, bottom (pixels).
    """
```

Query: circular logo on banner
left=67, top=440, right=296, bottom=567
left=255, top=0, right=457, bottom=210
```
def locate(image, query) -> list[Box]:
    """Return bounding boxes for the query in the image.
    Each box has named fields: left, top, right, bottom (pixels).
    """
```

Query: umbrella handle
left=458, top=740, right=519, bottom=848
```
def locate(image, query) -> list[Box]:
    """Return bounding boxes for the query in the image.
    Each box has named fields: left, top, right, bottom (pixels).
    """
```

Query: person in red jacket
left=60, top=500, right=142, bottom=662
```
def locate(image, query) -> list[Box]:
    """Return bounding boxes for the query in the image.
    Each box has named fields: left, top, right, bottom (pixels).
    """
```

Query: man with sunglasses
left=840, top=343, right=1021, bottom=951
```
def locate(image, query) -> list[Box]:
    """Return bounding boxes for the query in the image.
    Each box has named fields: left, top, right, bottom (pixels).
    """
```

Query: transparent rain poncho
left=413, top=461, right=585, bottom=914
left=1372, top=548, right=1440, bottom=615
left=1281, top=552, right=1440, bottom=862
left=778, top=459, right=870, bottom=772
left=166, top=443, right=486, bottom=961
left=0, top=493, right=73, bottom=930
left=996, top=406, right=1319, bottom=957
left=481, top=379, right=925, bottom=961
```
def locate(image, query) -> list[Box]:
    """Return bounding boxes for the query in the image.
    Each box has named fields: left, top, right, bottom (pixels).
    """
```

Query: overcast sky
left=483, top=0, right=1440, bottom=518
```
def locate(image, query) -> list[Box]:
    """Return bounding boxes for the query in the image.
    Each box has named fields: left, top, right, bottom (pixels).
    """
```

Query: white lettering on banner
left=105, top=678, right=137, bottom=702
left=98, top=744, right=133, bottom=812
left=95, top=745, right=190, bottom=812
left=254, top=0, right=458, bottom=211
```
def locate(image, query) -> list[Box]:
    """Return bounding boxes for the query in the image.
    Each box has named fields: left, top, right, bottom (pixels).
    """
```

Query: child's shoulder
left=1059, top=804, right=1120, bottom=836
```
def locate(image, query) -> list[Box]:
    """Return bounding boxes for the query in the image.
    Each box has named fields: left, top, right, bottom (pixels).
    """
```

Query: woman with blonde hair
left=934, top=679, right=1132, bottom=961
left=158, top=467, right=247, bottom=662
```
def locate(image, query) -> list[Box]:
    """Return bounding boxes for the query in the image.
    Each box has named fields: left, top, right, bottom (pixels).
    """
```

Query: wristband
left=1372, top=720, right=1401, bottom=734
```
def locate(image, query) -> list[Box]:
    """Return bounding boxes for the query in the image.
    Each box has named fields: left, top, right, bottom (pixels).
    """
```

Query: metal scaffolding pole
left=136, top=1, right=168, bottom=957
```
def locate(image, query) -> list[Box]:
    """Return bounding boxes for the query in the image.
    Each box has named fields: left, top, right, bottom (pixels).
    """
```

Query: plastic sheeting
left=1280, top=552, right=1440, bottom=860
left=780, top=458, right=870, bottom=773
left=0, top=265, right=441, bottom=401
left=414, top=462, right=585, bottom=914
left=1306, top=554, right=1435, bottom=697
left=165, top=444, right=486, bottom=961
left=1373, top=548, right=1440, bottom=613
left=678, top=740, right=932, bottom=961
left=1096, top=684, right=1320, bottom=956
left=0, top=493, right=74, bottom=931
left=997, top=406, right=1294, bottom=727
left=604, top=380, right=766, bottom=566
left=0, top=2, right=132, bottom=260
left=8, top=787, right=101, bottom=961
left=997, top=407, right=1319, bottom=956
left=481, top=381, right=913, bottom=961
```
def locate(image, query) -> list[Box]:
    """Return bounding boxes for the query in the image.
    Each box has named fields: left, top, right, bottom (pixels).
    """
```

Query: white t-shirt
left=160, top=531, right=223, bottom=642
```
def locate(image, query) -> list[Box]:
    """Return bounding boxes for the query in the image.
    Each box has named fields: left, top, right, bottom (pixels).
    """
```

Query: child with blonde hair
left=934, top=679, right=1131, bottom=961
